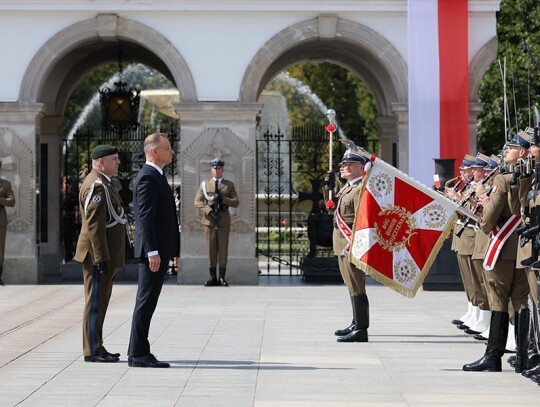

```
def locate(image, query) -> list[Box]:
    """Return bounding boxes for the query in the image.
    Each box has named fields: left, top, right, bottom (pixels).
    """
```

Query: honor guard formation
left=444, top=126, right=540, bottom=383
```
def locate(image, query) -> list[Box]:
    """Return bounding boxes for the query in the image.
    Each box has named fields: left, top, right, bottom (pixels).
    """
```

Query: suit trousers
left=338, top=255, right=366, bottom=296
left=484, top=259, right=529, bottom=313
left=82, top=260, right=116, bottom=356
left=205, top=224, right=230, bottom=268
left=128, top=258, right=168, bottom=357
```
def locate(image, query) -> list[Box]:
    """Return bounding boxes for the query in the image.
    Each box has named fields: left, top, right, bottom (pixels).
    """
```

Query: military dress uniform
left=325, top=149, right=369, bottom=343
left=74, top=146, right=127, bottom=361
left=0, top=171, right=15, bottom=285
left=512, top=140, right=540, bottom=377
left=463, top=153, right=493, bottom=335
left=463, top=161, right=529, bottom=372
left=449, top=155, right=476, bottom=326
left=194, top=159, right=239, bottom=286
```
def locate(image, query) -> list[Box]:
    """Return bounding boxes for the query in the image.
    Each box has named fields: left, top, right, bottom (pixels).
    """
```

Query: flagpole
left=326, top=109, right=337, bottom=209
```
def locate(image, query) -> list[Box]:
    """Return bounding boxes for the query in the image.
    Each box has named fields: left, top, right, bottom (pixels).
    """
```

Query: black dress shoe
left=204, top=277, right=220, bottom=286
left=473, top=334, right=488, bottom=341
left=522, top=364, right=540, bottom=378
left=84, top=353, right=119, bottom=363
left=457, top=324, right=469, bottom=330
left=129, top=353, right=170, bottom=368
left=507, top=355, right=516, bottom=367
left=465, top=328, right=481, bottom=335
left=463, top=356, right=501, bottom=372
left=451, top=319, right=463, bottom=325
left=337, top=329, right=368, bottom=343
left=105, top=351, right=121, bottom=358
left=335, top=321, right=355, bottom=336
left=0, top=278, right=4, bottom=286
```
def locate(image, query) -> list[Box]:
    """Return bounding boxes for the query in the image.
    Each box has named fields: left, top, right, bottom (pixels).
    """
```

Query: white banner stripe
left=408, top=0, right=440, bottom=186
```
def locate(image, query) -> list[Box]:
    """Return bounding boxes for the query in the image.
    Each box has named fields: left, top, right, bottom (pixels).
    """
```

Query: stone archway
left=12, top=14, right=197, bottom=282
left=20, top=14, right=197, bottom=111
left=239, top=15, right=408, bottom=166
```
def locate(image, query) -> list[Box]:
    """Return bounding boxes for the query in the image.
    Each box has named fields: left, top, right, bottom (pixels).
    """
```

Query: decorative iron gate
left=61, top=125, right=179, bottom=262
left=256, top=125, right=350, bottom=275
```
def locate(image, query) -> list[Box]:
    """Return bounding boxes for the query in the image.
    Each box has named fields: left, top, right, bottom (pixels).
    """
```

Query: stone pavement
left=0, top=277, right=538, bottom=407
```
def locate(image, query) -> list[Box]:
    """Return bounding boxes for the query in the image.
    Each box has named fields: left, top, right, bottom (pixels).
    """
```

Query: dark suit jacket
left=133, top=164, right=179, bottom=260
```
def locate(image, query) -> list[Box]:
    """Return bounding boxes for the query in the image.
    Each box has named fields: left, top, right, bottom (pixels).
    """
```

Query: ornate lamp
left=99, top=45, right=141, bottom=135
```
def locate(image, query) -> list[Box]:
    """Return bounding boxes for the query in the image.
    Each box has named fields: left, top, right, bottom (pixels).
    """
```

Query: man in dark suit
left=128, top=133, right=179, bottom=368
left=74, top=145, right=127, bottom=363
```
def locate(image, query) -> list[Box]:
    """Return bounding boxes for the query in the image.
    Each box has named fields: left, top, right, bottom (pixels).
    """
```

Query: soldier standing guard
left=194, top=159, right=239, bottom=286
left=463, top=132, right=530, bottom=372
left=74, top=145, right=127, bottom=363
left=0, top=160, right=16, bottom=286
left=324, top=149, right=369, bottom=342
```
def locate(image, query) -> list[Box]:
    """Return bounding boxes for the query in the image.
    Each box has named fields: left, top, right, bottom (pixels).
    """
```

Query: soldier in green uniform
left=513, top=130, right=540, bottom=377
left=447, top=155, right=476, bottom=327
left=0, top=160, right=16, bottom=286
left=324, top=149, right=369, bottom=343
left=74, top=145, right=127, bottom=363
left=194, top=159, right=239, bottom=286
left=463, top=132, right=530, bottom=372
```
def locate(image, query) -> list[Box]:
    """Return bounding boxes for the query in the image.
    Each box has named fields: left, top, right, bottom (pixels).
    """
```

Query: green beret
left=91, top=145, right=118, bottom=159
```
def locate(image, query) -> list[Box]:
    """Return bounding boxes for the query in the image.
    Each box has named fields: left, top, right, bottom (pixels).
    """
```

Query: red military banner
left=348, top=156, right=460, bottom=298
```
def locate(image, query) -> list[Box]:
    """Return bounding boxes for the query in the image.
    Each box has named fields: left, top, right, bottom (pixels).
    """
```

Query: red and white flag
left=349, top=156, right=459, bottom=298
left=408, top=0, right=469, bottom=186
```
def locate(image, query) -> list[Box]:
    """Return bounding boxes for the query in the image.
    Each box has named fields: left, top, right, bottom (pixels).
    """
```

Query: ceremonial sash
left=335, top=193, right=353, bottom=255
left=483, top=215, right=520, bottom=271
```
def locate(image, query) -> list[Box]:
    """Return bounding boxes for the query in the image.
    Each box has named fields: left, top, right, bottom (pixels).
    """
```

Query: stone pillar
left=40, top=116, right=67, bottom=278
left=469, top=102, right=483, bottom=154
left=390, top=103, right=408, bottom=172
left=0, top=102, right=45, bottom=283
left=173, top=101, right=262, bottom=285
left=375, top=115, right=398, bottom=166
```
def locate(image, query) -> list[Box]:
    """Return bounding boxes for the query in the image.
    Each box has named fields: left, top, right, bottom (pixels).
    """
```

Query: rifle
left=210, top=179, right=221, bottom=230
left=519, top=107, right=540, bottom=267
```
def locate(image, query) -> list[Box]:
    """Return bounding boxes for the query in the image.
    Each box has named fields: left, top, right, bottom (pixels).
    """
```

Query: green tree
left=478, top=0, right=540, bottom=154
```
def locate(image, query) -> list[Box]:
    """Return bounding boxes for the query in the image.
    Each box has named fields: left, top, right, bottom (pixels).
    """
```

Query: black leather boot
left=463, top=311, right=509, bottom=372
left=219, top=268, right=228, bottom=286
left=204, top=267, right=220, bottom=286
left=335, top=297, right=355, bottom=336
left=515, top=308, right=530, bottom=373
left=337, top=294, right=369, bottom=342
left=0, top=266, right=4, bottom=286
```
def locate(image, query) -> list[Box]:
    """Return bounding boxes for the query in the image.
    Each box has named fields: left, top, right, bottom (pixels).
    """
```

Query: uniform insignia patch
left=92, top=195, right=101, bottom=204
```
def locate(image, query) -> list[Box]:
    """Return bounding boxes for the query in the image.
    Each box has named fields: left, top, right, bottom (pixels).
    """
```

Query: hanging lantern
left=99, top=45, right=140, bottom=135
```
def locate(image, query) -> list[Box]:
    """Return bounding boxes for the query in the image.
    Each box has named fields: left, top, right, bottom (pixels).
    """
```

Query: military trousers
left=484, top=259, right=529, bottom=313
left=338, top=255, right=366, bottom=296
left=456, top=254, right=474, bottom=303
left=204, top=224, right=230, bottom=268
left=471, top=259, right=490, bottom=310
left=0, top=222, right=6, bottom=266
left=82, top=259, right=116, bottom=357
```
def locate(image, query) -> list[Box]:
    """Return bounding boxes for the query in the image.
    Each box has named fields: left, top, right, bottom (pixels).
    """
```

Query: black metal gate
left=256, top=125, right=351, bottom=275
left=61, top=125, right=179, bottom=262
